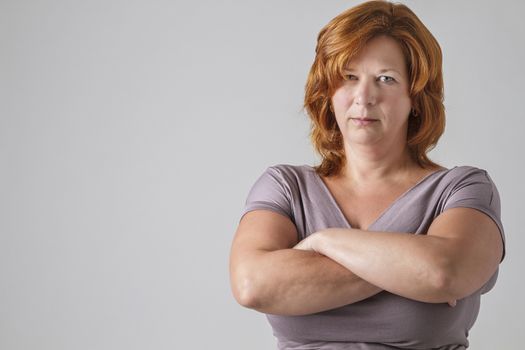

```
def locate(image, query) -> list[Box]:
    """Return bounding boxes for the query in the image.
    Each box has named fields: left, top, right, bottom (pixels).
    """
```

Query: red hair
left=305, top=0, right=445, bottom=177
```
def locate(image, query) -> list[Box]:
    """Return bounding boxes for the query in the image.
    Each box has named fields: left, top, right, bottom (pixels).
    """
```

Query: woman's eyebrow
left=378, top=68, right=402, bottom=74
left=343, top=68, right=402, bottom=74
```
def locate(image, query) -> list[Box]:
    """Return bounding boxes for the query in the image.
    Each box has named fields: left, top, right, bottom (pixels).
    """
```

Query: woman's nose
left=354, top=80, right=377, bottom=106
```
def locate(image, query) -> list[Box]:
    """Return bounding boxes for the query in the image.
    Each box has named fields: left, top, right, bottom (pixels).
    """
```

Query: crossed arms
left=229, top=208, right=503, bottom=316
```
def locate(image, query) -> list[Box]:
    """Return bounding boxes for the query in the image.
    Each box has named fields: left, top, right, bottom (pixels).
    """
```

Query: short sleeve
left=239, top=166, right=294, bottom=223
left=443, top=168, right=506, bottom=261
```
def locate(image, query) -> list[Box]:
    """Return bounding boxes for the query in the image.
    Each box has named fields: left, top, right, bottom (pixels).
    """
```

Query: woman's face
left=331, top=35, right=412, bottom=152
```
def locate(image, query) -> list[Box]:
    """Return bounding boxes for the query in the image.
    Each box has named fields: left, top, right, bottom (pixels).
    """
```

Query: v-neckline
left=313, top=167, right=450, bottom=231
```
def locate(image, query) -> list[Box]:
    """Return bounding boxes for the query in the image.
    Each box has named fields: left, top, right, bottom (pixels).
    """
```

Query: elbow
left=230, top=270, right=265, bottom=310
left=232, top=279, right=260, bottom=309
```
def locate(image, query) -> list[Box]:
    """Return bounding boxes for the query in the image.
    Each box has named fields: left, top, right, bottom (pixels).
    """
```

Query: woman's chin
left=345, top=133, right=382, bottom=147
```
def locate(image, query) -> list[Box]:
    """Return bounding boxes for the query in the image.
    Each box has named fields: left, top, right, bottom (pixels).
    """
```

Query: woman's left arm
left=294, top=207, right=504, bottom=303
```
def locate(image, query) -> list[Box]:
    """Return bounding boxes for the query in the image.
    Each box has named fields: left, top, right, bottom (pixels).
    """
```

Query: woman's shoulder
left=446, top=165, right=487, bottom=173
left=408, top=165, right=498, bottom=197
left=438, top=165, right=494, bottom=184
left=256, top=163, right=321, bottom=193
left=264, top=163, right=317, bottom=181
left=267, top=163, right=315, bottom=173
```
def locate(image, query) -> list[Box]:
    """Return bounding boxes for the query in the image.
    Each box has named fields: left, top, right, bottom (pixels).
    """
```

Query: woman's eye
left=344, top=74, right=358, bottom=80
left=378, top=75, right=395, bottom=83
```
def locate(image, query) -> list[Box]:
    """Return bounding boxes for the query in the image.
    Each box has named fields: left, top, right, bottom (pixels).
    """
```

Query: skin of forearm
left=236, top=248, right=382, bottom=316
left=309, top=228, right=455, bottom=303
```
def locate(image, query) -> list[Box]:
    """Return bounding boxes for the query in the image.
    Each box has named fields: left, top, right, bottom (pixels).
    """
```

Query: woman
left=229, top=1, right=505, bottom=349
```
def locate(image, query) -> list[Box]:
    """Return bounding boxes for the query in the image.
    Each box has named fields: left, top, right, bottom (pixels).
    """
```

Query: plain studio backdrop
left=1, top=0, right=524, bottom=349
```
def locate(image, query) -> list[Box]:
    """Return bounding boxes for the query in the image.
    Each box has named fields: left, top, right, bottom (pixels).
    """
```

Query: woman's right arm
left=229, top=209, right=382, bottom=316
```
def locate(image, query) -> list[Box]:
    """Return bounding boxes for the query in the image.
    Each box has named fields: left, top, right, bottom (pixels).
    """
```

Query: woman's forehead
left=345, top=37, right=407, bottom=71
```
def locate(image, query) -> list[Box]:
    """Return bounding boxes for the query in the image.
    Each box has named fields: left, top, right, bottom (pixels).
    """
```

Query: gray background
left=1, top=0, right=523, bottom=349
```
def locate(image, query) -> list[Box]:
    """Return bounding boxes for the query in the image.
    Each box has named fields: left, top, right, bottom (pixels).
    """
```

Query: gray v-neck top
left=241, top=164, right=505, bottom=350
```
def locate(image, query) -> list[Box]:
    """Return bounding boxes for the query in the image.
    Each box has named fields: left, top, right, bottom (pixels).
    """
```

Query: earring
left=411, top=107, right=419, bottom=117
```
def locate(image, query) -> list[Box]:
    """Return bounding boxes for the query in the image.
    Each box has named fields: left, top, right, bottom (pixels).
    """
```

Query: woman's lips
left=350, top=118, right=378, bottom=126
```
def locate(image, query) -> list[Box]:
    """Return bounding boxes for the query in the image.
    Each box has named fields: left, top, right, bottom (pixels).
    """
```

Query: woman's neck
left=340, top=142, right=419, bottom=186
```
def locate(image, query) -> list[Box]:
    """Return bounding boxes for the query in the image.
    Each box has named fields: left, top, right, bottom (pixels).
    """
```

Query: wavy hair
left=305, top=0, right=445, bottom=177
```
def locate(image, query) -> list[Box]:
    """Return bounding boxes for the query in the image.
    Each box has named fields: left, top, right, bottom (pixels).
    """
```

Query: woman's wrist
left=293, top=231, right=326, bottom=253
left=310, top=230, right=330, bottom=255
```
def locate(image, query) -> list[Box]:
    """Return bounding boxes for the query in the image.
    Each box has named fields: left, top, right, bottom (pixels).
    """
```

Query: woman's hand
left=293, top=232, right=322, bottom=253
